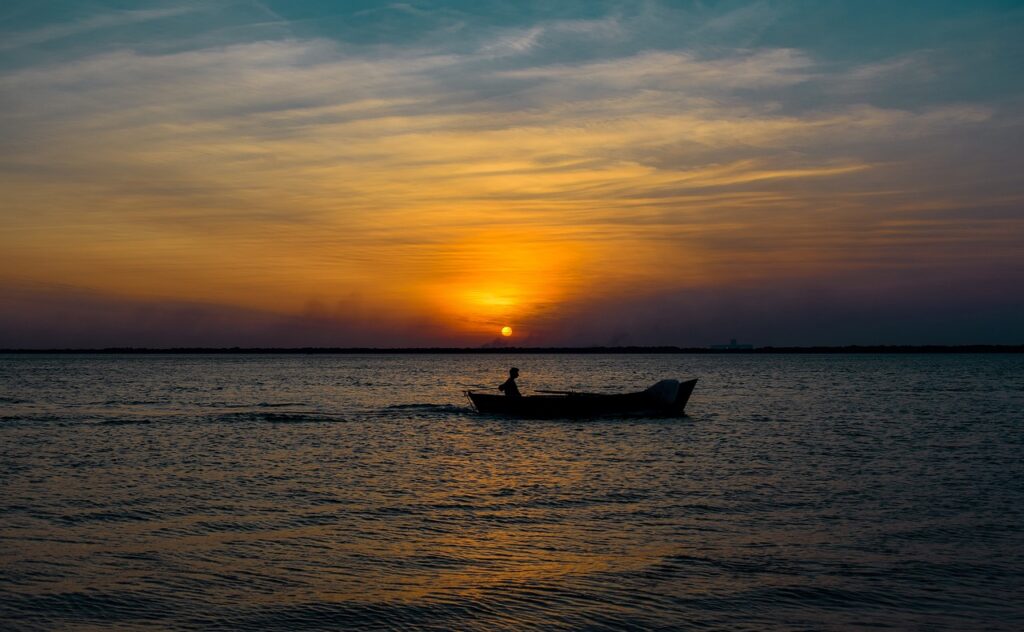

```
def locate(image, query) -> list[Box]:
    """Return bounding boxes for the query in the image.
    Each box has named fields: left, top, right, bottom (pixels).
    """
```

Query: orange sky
left=2, top=2, right=1023, bottom=347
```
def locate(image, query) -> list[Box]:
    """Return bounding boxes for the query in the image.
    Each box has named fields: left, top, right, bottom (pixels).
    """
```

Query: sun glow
left=421, top=230, right=594, bottom=339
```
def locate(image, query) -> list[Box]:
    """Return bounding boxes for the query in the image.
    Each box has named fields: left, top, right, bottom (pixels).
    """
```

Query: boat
left=466, top=378, right=697, bottom=418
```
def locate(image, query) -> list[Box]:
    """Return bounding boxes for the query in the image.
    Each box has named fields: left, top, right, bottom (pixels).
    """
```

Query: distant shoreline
left=2, top=345, right=1022, bottom=354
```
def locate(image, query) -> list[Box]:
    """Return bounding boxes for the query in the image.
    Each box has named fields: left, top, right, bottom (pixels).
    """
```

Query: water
left=1, top=353, right=1022, bottom=630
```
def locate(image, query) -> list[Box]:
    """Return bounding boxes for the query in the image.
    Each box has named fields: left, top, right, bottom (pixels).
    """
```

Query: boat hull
left=467, top=378, right=697, bottom=418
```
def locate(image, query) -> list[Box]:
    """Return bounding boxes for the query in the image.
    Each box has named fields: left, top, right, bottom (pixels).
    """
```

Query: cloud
left=0, top=6, right=200, bottom=51
left=499, top=48, right=814, bottom=90
left=0, top=281, right=461, bottom=348
left=480, top=16, right=624, bottom=57
left=537, top=268, right=1024, bottom=347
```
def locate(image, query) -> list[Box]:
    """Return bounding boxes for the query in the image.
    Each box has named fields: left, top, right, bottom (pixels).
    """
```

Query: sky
left=1, top=0, right=1023, bottom=348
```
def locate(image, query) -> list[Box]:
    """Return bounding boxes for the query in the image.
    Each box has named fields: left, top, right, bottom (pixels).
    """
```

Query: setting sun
left=501, top=326, right=513, bottom=337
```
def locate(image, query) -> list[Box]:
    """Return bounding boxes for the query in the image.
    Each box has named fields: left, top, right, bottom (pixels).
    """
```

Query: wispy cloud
left=480, top=16, right=623, bottom=57
left=0, top=6, right=200, bottom=51
left=498, top=48, right=814, bottom=89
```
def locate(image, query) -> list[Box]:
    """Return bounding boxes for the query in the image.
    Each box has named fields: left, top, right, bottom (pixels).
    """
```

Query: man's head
left=509, top=367, right=519, bottom=378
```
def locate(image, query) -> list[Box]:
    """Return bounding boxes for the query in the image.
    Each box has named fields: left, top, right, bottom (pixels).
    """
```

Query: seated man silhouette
left=498, top=367, right=521, bottom=397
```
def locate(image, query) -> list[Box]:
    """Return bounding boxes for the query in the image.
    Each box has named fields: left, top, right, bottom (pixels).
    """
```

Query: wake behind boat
left=466, top=378, right=697, bottom=419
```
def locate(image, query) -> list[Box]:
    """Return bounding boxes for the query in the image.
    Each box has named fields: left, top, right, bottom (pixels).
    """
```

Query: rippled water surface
left=1, top=353, right=1022, bottom=630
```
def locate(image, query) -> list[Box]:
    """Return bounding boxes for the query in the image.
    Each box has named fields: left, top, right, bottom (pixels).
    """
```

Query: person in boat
left=498, top=367, right=521, bottom=397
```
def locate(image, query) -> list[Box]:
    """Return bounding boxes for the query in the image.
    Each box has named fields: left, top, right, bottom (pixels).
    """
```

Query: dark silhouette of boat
left=466, top=378, right=697, bottom=418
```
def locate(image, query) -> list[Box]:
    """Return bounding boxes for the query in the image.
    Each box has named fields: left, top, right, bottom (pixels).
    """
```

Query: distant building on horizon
left=710, top=338, right=754, bottom=350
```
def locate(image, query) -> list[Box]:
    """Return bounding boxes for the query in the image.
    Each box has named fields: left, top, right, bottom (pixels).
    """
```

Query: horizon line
left=2, top=345, right=1023, bottom=354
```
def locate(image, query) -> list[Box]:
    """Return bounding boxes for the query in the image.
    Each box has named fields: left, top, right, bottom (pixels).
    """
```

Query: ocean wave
left=0, top=396, right=32, bottom=404
left=212, top=411, right=344, bottom=424
left=0, top=413, right=68, bottom=424
left=205, top=402, right=310, bottom=409
left=382, top=403, right=472, bottom=413
left=0, top=591, right=175, bottom=626
left=97, top=418, right=153, bottom=426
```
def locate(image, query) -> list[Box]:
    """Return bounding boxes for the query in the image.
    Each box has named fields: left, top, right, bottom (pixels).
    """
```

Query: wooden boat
left=466, top=378, right=697, bottom=418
